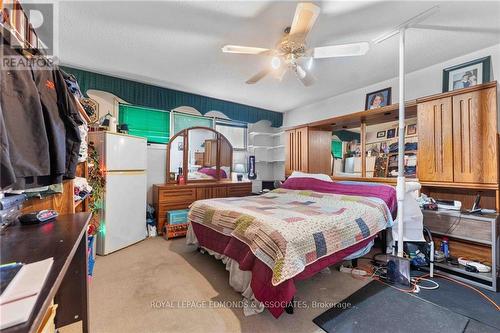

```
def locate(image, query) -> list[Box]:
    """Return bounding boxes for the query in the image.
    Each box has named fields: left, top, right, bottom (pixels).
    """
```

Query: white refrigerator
left=89, top=132, right=147, bottom=255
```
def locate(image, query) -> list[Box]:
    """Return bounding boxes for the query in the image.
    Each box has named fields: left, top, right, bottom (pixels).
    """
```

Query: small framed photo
left=169, top=172, right=176, bottom=181
left=406, top=124, right=417, bottom=136
left=387, top=128, right=396, bottom=139
left=376, top=131, right=386, bottom=138
left=365, top=87, right=391, bottom=110
left=442, top=56, right=491, bottom=92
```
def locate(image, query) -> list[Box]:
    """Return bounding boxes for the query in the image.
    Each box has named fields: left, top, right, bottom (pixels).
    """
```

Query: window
left=215, top=121, right=247, bottom=150
left=118, top=104, right=170, bottom=144
left=172, top=112, right=213, bottom=134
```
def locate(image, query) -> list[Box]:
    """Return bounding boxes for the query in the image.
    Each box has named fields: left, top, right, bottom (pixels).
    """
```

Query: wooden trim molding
left=417, top=81, right=497, bottom=103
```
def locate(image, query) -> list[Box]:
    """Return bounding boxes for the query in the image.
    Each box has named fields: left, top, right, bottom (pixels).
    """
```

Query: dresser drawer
left=212, top=186, right=227, bottom=198
left=196, top=187, right=212, bottom=200
left=227, top=183, right=252, bottom=197
left=158, top=188, right=196, bottom=204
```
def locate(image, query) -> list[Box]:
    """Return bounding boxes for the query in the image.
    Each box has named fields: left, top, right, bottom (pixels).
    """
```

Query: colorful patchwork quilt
left=188, top=188, right=393, bottom=286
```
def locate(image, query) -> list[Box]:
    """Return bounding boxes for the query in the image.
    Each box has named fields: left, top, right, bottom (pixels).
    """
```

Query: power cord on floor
left=350, top=257, right=500, bottom=311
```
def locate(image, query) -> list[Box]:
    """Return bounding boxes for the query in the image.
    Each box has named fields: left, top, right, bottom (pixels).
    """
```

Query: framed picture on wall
left=365, top=87, right=391, bottom=110
left=442, top=56, right=491, bottom=92
left=376, top=131, right=386, bottom=138
left=387, top=128, right=396, bottom=139
left=406, top=124, right=417, bottom=136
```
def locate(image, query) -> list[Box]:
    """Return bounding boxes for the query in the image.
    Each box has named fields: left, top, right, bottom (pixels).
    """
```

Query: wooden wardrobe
left=417, top=83, right=498, bottom=186
left=285, top=126, right=332, bottom=176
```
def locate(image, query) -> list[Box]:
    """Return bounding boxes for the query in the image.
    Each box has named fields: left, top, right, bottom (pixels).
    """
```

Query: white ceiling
left=53, top=1, right=500, bottom=112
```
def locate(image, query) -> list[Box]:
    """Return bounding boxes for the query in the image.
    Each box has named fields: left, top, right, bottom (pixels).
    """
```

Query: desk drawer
left=158, top=188, right=196, bottom=204
left=423, top=211, right=492, bottom=243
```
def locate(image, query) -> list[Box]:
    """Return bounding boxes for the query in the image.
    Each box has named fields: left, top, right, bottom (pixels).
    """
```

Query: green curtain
left=333, top=130, right=360, bottom=142
left=62, top=66, right=283, bottom=127
left=119, top=104, right=170, bottom=143
left=331, top=141, right=343, bottom=159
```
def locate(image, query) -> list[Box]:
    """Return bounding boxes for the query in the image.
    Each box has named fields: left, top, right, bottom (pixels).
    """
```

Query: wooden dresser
left=153, top=181, right=252, bottom=235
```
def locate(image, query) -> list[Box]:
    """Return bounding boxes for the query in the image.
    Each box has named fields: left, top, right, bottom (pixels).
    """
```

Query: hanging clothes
left=32, top=59, right=67, bottom=185
left=0, top=104, right=16, bottom=188
left=0, top=29, right=83, bottom=189
left=0, top=32, right=51, bottom=189
left=61, top=69, right=89, bottom=163
left=53, top=68, right=84, bottom=178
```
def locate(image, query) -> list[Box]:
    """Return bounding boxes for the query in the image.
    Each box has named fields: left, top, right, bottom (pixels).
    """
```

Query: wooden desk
left=0, top=213, right=91, bottom=333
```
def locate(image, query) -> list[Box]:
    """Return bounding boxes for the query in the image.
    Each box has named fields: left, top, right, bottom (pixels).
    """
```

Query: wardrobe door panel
left=452, top=87, right=498, bottom=184
left=285, top=130, right=295, bottom=176
left=296, top=127, right=309, bottom=173
left=308, top=130, right=333, bottom=175
left=417, top=97, right=454, bottom=182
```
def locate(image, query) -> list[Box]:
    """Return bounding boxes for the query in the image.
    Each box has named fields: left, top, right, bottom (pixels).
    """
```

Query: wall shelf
left=248, top=121, right=286, bottom=193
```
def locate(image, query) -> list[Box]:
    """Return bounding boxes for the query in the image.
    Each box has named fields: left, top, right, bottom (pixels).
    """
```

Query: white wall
left=284, top=44, right=500, bottom=128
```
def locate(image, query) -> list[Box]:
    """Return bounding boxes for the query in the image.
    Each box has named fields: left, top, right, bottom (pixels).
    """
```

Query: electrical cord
left=411, top=276, right=439, bottom=290
left=413, top=273, right=500, bottom=311
left=350, top=258, right=500, bottom=311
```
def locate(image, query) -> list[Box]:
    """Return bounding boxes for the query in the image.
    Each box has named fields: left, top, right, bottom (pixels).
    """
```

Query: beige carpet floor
left=62, top=237, right=371, bottom=333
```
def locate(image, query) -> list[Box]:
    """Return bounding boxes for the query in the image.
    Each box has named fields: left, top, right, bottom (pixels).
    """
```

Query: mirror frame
left=166, top=126, right=234, bottom=183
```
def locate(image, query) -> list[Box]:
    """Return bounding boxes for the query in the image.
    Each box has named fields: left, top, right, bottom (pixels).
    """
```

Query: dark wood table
left=0, top=213, right=91, bottom=333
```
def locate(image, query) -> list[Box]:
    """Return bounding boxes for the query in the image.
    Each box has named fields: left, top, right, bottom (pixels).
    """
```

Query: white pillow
left=221, top=166, right=231, bottom=178
left=288, top=171, right=333, bottom=182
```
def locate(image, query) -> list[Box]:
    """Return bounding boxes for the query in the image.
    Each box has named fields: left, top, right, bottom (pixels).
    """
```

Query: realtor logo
left=1, top=1, right=58, bottom=69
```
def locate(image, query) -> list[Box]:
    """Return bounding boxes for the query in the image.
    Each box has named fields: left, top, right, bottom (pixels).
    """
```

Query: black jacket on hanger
left=53, top=68, right=83, bottom=179
left=0, top=104, right=16, bottom=188
left=0, top=32, right=51, bottom=189
left=0, top=29, right=83, bottom=189
left=32, top=60, right=67, bottom=185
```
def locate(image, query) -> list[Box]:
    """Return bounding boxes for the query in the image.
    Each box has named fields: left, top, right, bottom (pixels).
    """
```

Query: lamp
left=234, top=163, right=246, bottom=181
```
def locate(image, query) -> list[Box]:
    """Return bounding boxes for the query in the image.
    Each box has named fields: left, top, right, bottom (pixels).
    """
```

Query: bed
left=186, top=176, right=397, bottom=318
left=188, top=167, right=231, bottom=180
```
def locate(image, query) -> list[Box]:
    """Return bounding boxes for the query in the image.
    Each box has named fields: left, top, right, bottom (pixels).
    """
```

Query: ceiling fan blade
left=246, top=68, right=271, bottom=84
left=222, top=45, right=270, bottom=55
left=273, top=65, right=288, bottom=82
left=289, top=2, right=320, bottom=40
left=312, top=42, right=370, bottom=59
left=295, top=65, right=315, bottom=87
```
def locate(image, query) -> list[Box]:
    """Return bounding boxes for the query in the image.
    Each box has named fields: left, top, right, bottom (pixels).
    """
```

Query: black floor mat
left=313, top=281, right=470, bottom=333
left=413, top=273, right=500, bottom=330
left=464, top=320, right=500, bottom=333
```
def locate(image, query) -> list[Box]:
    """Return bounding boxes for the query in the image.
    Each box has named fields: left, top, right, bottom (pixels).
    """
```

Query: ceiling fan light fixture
left=295, top=65, right=306, bottom=79
left=271, top=56, right=281, bottom=69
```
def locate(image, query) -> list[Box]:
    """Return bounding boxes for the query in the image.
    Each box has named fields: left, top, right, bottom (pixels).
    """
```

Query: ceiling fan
left=221, top=2, right=370, bottom=86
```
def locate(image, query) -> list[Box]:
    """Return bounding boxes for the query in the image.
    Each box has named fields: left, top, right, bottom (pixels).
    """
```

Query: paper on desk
left=0, top=258, right=53, bottom=329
